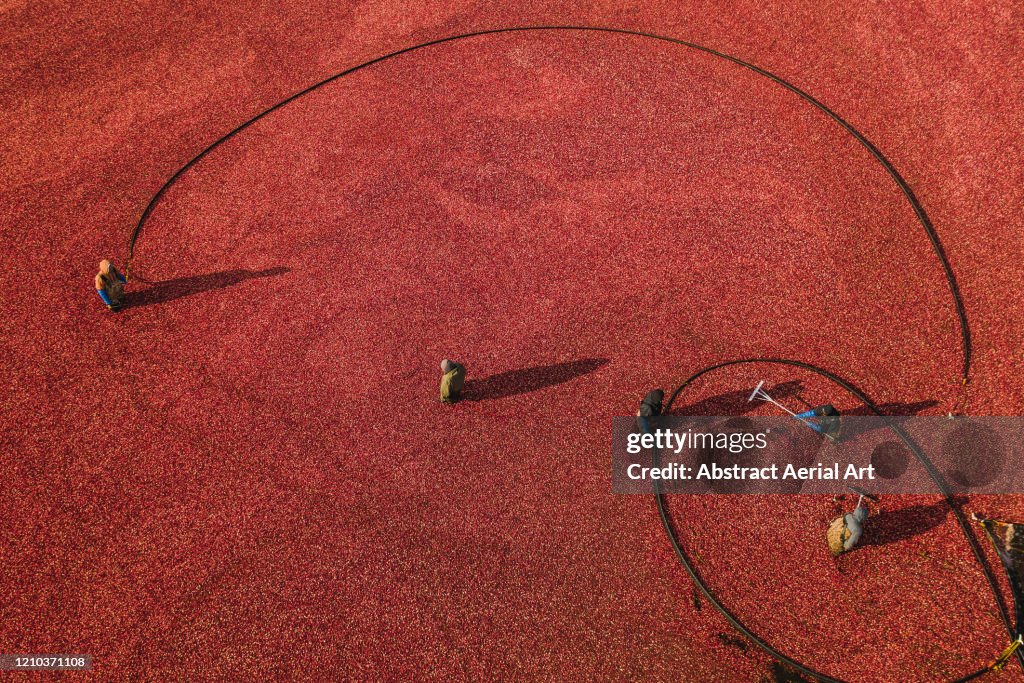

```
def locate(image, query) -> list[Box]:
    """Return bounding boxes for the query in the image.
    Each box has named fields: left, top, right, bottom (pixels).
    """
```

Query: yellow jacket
left=440, top=363, right=466, bottom=403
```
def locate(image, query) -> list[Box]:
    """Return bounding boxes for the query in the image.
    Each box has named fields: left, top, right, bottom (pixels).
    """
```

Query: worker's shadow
left=838, top=400, right=939, bottom=417
left=464, top=358, right=609, bottom=401
left=125, top=267, right=290, bottom=309
left=667, top=380, right=803, bottom=416
left=862, top=497, right=966, bottom=548
left=837, top=400, right=940, bottom=440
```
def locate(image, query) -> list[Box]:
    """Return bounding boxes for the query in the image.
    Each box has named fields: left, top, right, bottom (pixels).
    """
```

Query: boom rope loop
left=125, top=25, right=970, bottom=387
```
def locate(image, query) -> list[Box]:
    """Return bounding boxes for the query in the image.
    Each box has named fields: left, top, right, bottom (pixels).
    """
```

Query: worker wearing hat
left=636, top=389, right=665, bottom=434
left=95, top=259, right=127, bottom=311
left=827, top=496, right=869, bottom=556
left=440, top=359, right=466, bottom=404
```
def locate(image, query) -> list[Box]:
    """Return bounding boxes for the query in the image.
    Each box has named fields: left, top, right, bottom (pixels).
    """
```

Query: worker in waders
left=636, top=389, right=665, bottom=434
left=827, top=495, right=868, bottom=556
left=95, top=259, right=127, bottom=311
left=795, top=404, right=842, bottom=440
left=440, top=359, right=466, bottom=404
